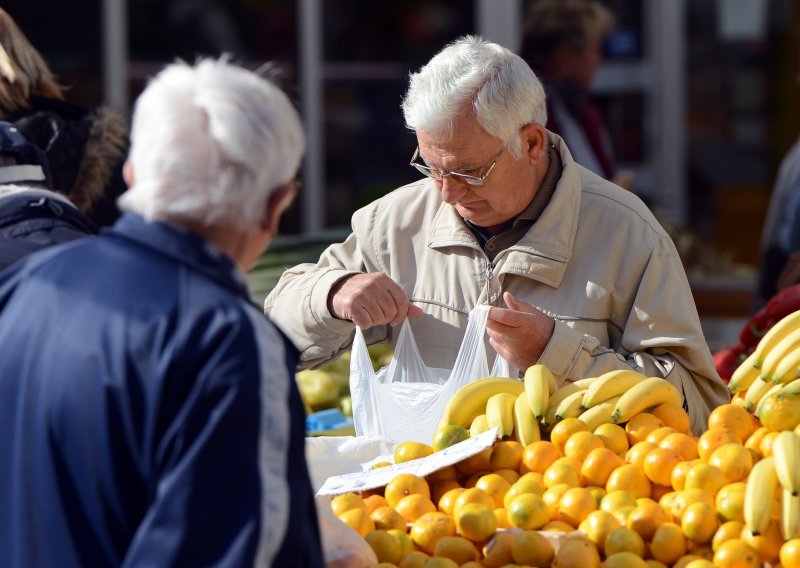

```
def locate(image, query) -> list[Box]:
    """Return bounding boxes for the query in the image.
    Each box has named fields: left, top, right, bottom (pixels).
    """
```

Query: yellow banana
left=754, top=383, right=783, bottom=419
left=555, top=390, right=586, bottom=421
left=743, top=376, right=775, bottom=412
left=470, top=414, right=490, bottom=437
left=783, top=377, right=800, bottom=395
left=773, top=431, right=800, bottom=496
left=513, top=392, right=541, bottom=447
left=486, top=392, right=517, bottom=438
left=611, top=377, right=682, bottom=423
left=577, top=396, right=620, bottom=431
left=543, top=379, right=594, bottom=427
left=773, top=350, right=800, bottom=387
left=760, top=327, right=800, bottom=383
left=524, top=364, right=556, bottom=418
left=582, top=369, right=648, bottom=408
left=783, top=490, right=800, bottom=541
left=727, top=351, right=760, bottom=393
left=745, top=456, right=779, bottom=536
left=441, top=377, right=525, bottom=429
left=754, top=311, right=800, bottom=368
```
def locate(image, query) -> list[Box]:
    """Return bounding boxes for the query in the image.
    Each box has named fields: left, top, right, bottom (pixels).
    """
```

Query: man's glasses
left=409, top=146, right=505, bottom=187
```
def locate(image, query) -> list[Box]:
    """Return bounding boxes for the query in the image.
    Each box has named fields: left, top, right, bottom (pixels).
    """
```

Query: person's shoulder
left=576, top=166, right=664, bottom=231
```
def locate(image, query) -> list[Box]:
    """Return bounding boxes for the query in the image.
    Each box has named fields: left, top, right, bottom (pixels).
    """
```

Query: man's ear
left=123, top=161, right=134, bottom=188
left=521, top=123, right=549, bottom=163
left=261, top=183, right=297, bottom=234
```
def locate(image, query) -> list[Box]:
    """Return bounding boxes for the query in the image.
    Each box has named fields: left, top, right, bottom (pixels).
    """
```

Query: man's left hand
left=487, top=291, right=555, bottom=371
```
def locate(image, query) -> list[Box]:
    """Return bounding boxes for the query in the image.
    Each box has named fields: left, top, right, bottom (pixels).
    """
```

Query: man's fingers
left=504, top=291, right=538, bottom=313
left=407, top=303, right=424, bottom=320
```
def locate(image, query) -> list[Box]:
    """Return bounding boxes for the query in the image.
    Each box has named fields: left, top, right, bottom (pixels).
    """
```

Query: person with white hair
left=265, top=35, right=728, bottom=433
left=0, top=58, right=322, bottom=567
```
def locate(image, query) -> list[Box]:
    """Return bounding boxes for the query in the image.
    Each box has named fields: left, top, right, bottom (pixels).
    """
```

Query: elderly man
left=265, top=36, right=728, bottom=432
left=0, top=59, right=321, bottom=566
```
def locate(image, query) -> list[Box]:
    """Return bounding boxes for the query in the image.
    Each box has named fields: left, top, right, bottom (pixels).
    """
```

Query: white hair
left=119, top=57, right=305, bottom=228
left=401, top=35, right=547, bottom=158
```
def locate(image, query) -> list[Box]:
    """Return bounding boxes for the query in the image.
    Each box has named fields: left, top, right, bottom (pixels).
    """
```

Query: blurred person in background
left=265, top=36, right=728, bottom=432
left=0, top=7, right=128, bottom=227
left=519, top=0, right=634, bottom=190
left=0, top=58, right=322, bottom=567
left=0, top=121, right=95, bottom=270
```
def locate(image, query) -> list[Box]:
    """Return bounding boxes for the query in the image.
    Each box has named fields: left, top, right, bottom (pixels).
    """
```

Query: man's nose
left=438, top=176, right=467, bottom=204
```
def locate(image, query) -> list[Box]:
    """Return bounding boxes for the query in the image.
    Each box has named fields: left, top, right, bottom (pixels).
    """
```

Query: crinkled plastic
left=350, top=305, right=517, bottom=443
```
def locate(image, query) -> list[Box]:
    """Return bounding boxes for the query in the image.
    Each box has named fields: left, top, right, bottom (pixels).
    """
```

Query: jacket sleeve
left=538, top=235, right=730, bottom=434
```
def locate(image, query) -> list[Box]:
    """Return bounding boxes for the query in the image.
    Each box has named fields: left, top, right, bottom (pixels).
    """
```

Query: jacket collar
left=105, top=212, right=252, bottom=301
left=427, top=133, right=581, bottom=288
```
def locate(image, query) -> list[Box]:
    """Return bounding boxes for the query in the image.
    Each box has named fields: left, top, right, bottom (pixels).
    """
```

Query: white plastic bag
left=349, top=305, right=517, bottom=443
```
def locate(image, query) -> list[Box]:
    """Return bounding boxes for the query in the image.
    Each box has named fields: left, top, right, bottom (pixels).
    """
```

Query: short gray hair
left=401, top=35, right=547, bottom=158
left=119, top=57, right=305, bottom=228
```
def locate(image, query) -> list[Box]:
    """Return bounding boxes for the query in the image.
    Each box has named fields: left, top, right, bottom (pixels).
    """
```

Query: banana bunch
left=752, top=310, right=800, bottom=384
left=740, top=369, right=800, bottom=414
left=744, top=431, right=800, bottom=539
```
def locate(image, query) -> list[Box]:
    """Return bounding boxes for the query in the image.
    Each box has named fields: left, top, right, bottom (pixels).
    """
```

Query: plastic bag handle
left=350, top=326, right=381, bottom=435
left=385, top=319, right=428, bottom=384
left=446, top=305, right=491, bottom=387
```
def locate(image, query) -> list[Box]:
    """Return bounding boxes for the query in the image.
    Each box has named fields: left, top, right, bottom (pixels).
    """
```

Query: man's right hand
left=328, top=273, right=423, bottom=329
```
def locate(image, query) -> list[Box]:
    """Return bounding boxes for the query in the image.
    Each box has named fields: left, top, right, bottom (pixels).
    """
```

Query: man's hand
left=328, top=273, right=424, bottom=329
left=487, top=291, right=555, bottom=371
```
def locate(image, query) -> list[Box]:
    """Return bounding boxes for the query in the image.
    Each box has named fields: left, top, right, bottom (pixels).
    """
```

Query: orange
left=503, top=472, right=546, bottom=509
left=488, top=440, right=523, bottom=471
left=604, top=525, right=646, bottom=557
left=338, top=507, right=375, bottom=537
left=683, top=462, right=727, bottom=497
left=587, top=485, right=607, bottom=507
left=481, top=531, right=515, bottom=568
left=646, top=426, right=677, bottom=445
left=697, top=427, right=740, bottom=460
left=363, top=494, right=389, bottom=514
left=551, top=418, right=590, bottom=454
left=426, top=465, right=458, bottom=485
left=433, top=535, right=479, bottom=565
left=681, top=502, right=717, bottom=544
left=711, top=521, right=744, bottom=553
left=668, top=489, right=714, bottom=522
left=543, top=461, right=581, bottom=488
left=462, top=470, right=489, bottom=489
left=672, top=555, right=705, bottom=568
left=409, top=511, right=456, bottom=555
left=594, top=422, right=630, bottom=454
left=659, top=432, right=699, bottom=461
left=741, top=522, right=783, bottom=565
left=331, top=492, right=367, bottom=516
left=759, top=430, right=780, bottom=457
left=601, top=490, right=637, bottom=513
left=559, top=486, right=597, bottom=527
left=754, top=392, right=800, bottom=432
left=578, top=509, right=620, bottom=553
left=394, top=441, right=434, bottom=464
left=745, top=426, right=769, bottom=452
left=371, top=506, right=407, bottom=531
left=385, top=473, right=431, bottom=508
left=650, top=522, right=687, bottom=565
left=423, top=558, right=458, bottom=568
left=365, top=529, right=403, bottom=564
left=455, top=447, right=492, bottom=477
left=716, top=485, right=746, bottom=524
left=543, top=484, right=572, bottom=520
left=625, top=499, right=670, bottom=541
left=507, top=492, right=549, bottom=530
left=389, top=528, right=414, bottom=557
left=552, top=454, right=583, bottom=475
left=542, top=520, right=576, bottom=532
left=611, top=505, right=636, bottom=526
left=510, top=529, right=555, bottom=566
left=474, top=473, right=511, bottom=509
left=625, top=413, right=666, bottom=445
left=395, top=494, right=437, bottom=523
left=713, top=539, right=761, bottom=568
left=708, top=443, right=753, bottom=483
left=452, top=487, right=495, bottom=517
left=430, top=480, right=461, bottom=506
left=708, top=404, right=757, bottom=443
left=626, top=441, right=658, bottom=467
left=650, top=484, right=673, bottom=502
left=604, top=551, right=648, bottom=568
left=520, top=440, right=561, bottom=474
left=781, top=538, right=800, bottom=568
left=581, top=447, right=625, bottom=487
left=642, top=447, right=682, bottom=487
left=493, top=468, right=520, bottom=485
left=564, top=431, right=605, bottom=462
left=493, top=507, right=511, bottom=529
left=398, top=550, right=429, bottom=568
left=437, top=487, right=465, bottom=515
left=651, top=402, right=691, bottom=434
left=454, top=502, right=496, bottom=542
left=431, top=424, right=469, bottom=452
left=607, top=463, right=652, bottom=499
left=553, top=535, right=602, bottom=568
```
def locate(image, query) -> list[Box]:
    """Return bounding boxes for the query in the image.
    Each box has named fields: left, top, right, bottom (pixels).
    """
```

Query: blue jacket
left=0, top=213, right=322, bottom=567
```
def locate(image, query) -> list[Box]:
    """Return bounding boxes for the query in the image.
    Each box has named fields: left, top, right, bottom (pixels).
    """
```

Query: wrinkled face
left=416, top=115, right=537, bottom=230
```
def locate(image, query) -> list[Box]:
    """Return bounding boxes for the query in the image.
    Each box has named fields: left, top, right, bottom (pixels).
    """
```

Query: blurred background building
left=5, top=0, right=800, bottom=345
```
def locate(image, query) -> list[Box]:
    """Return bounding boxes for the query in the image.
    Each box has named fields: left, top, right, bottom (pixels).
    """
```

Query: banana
left=754, top=311, right=800, bottom=369
left=486, top=392, right=517, bottom=438
left=555, top=390, right=586, bottom=421
left=760, top=327, right=800, bottom=383
left=744, top=456, right=779, bottom=536
left=783, top=377, right=800, bottom=395
left=542, top=379, right=595, bottom=427
left=783, top=490, right=800, bottom=541
left=754, top=383, right=783, bottom=419
left=513, top=392, right=541, bottom=447
left=743, top=375, right=775, bottom=412
left=773, top=350, right=800, bottom=387
left=727, top=351, right=760, bottom=393
left=577, top=396, right=621, bottom=431
left=611, top=377, right=682, bottom=423
left=524, top=364, right=556, bottom=418
left=773, top=431, right=800, bottom=496
left=441, top=377, right=525, bottom=429
left=470, top=414, right=490, bottom=437
left=582, top=369, right=648, bottom=408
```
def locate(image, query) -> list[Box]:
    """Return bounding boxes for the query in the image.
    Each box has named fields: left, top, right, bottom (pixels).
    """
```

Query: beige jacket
left=265, top=135, right=729, bottom=433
